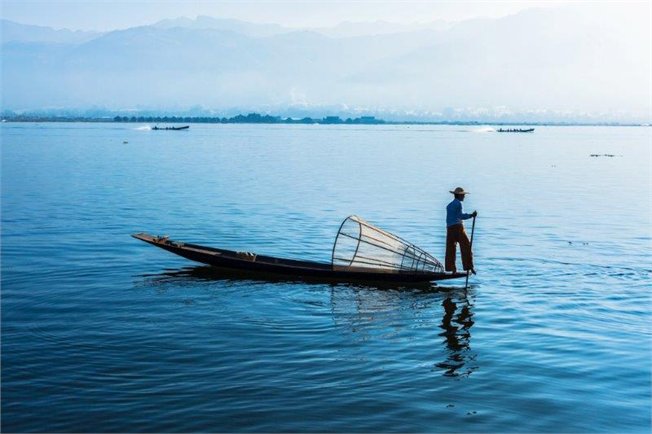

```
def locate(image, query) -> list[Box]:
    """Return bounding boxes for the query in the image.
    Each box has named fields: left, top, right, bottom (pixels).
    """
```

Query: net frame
left=331, top=215, right=444, bottom=274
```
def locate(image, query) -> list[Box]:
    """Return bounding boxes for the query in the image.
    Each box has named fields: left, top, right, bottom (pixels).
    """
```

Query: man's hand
left=472, top=211, right=478, bottom=218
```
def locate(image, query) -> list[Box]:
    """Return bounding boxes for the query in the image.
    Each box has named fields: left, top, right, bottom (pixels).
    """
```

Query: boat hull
left=497, top=128, right=535, bottom=133
left=152, top=125, right=190, bottom=130
left=132, top=233, right=466, bottom=283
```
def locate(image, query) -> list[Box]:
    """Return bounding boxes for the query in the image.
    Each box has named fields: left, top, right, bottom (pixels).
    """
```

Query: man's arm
left=460, top=203, right=477, bottom=220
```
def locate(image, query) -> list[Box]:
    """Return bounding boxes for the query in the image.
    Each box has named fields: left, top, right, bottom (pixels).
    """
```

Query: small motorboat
left=152, top=125, right=190, bottom=131
left=496, top=128, right=535, bottom=133
left=133, top=216, right=467, bottom=284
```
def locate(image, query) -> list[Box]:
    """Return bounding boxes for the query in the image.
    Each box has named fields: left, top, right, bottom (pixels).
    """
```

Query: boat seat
left=236, top=251, right=257, bottom=262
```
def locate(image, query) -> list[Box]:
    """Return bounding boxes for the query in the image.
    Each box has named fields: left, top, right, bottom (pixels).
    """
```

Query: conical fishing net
left=332, top=215, right=444, bottom=273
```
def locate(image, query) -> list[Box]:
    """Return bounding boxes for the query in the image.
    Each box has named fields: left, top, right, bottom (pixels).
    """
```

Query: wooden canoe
left=132, top=233, right=466, bottom=284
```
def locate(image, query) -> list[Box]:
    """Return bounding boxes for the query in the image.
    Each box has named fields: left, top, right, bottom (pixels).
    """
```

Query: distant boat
left=497, top=128, right=535, bottom=133
left=152, top=125, right=190, bottom=131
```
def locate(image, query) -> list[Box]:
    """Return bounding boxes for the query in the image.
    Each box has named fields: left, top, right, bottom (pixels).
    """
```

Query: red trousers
left=445, top=224, right=473, bottom=272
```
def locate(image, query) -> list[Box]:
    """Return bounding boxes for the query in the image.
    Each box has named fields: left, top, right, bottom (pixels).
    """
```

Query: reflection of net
left=332, top=216, right=444, bottom=273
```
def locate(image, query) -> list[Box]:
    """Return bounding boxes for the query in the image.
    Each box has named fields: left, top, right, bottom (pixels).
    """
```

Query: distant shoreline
left=0, top=113, right=646, bottom=127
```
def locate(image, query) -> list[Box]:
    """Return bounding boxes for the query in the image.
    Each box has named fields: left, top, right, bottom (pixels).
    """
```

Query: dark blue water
left=2, top=123, right=650, bottom=432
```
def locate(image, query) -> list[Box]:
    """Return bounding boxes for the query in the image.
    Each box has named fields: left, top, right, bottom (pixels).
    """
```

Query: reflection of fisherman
left=445, top=187, right=477, bottom=274
left=438, top=295, right=476, bottom=377
left=441, top=298, right=462, bottom=350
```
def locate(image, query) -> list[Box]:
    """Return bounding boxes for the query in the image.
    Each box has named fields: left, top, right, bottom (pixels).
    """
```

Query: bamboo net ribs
left=331, top=215, right=444, bottom=274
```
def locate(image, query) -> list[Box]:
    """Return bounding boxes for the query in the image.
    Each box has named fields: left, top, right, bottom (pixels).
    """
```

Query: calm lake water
left=1, top=122, right=650, bottom=433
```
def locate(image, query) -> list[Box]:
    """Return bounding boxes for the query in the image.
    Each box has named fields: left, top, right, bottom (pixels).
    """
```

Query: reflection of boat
left=497, top=128, right=534, bottom=133
left=133, top=216, right=466, bottom=284
left=328, top=283, right=477, bottom=377
left=152, top=125, right=189, bottom=130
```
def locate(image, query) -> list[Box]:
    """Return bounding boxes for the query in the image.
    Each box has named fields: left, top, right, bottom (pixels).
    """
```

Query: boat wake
left=472, top=126, right=496, bottom=133
left=134, top=125, right=151, bottom=131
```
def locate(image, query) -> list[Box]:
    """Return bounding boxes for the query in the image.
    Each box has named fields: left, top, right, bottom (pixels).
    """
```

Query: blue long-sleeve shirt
left=446, top=198, right=473, bottom=227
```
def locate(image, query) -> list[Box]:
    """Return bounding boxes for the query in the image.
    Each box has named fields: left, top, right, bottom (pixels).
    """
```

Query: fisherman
left=446, top=187, right=477, bottom=274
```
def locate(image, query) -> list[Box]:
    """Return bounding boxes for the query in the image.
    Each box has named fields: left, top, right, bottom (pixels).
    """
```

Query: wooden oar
left=465, top=215, right=477, bottom=289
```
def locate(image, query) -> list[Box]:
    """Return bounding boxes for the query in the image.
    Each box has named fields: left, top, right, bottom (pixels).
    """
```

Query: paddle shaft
left=465, top=215, right=476, bottom=289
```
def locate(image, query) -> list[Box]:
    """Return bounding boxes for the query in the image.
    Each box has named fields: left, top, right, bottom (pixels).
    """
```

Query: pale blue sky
left=2, top=0, right=649, bottom=119
left=1, top=0, right=600, bottom=30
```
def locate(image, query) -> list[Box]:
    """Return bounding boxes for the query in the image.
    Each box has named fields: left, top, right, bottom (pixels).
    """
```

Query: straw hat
left=449, top=187, right=469, bottom=195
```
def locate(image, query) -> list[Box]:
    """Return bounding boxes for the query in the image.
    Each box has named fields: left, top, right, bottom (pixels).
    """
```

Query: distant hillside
left=0, top=19, right=101, bottom=44
left=152, top=15, right=291, bottom=38
left=1, top=5, right=649, bottom=122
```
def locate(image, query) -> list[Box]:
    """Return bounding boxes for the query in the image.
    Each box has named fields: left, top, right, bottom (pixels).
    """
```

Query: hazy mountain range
left=1, top=6, right=649, bottom=122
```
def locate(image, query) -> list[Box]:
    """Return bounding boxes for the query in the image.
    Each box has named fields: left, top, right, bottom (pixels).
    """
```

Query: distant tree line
left=112, top=113, right=386, bottom=125
left=4, top=111, right=634, bottom=126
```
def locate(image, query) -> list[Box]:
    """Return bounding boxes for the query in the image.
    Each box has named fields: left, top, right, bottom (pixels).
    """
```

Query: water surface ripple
left=2, top=123, right=650, bottom=432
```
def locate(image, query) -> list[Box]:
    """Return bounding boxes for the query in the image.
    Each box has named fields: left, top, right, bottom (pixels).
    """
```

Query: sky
left=2, top=0, right=650, bottom=120
left=1, top=0, right=593, bottom=30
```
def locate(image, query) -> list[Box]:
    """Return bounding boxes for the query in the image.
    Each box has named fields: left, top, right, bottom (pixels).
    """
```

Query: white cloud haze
left=1, top=2, right=650, bottom=122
